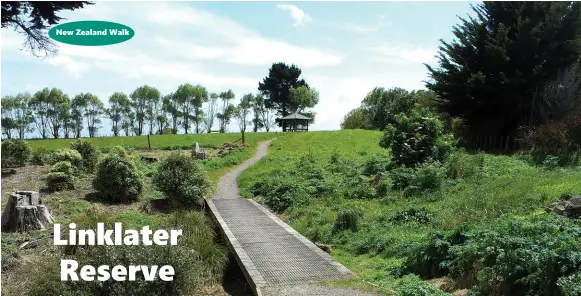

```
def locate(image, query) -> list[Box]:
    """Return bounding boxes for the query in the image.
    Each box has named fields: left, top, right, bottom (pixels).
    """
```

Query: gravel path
left=213, top=139, right=273, bottom=200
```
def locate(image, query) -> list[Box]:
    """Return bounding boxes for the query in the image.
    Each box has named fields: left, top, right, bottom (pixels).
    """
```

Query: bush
left=47, top=149, right=82, bottom=168
left=1, top=139, right=31, bottom=167
left=390, top=161, right=446, bottom=196
left=395, top=274, right=451, bottom=296
left=362, top=151, right=392, bottom=176
left=153, top=153, right=211, bottom=207
left=93, top=155, right=143, bottom=202
left=333, top=208, right=362, bottom=232
left=30, top=147, right=51, bottom=165
left=433, top=214, right=581, bottom=296
left=445, top=150, right=485, bottom=179
left=44, top=172, right=74, bottom=192
left=109, top=146, right=128, bottom=157
left=388, top=207, right=433, bottom=225
left=531, top=109, right=581, bottom=166
left=379, top=108, right=454, bottom=167
left=50, top=161, right=73, bottom=175
left=70, top=139, right=100, bottom=172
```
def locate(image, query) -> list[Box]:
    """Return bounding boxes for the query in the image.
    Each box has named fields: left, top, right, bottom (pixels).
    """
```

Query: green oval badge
left=48, top=21, right=134, bottom=46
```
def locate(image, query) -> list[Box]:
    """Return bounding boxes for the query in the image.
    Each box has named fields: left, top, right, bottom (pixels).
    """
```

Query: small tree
left=380, top=109, right=454, bottom=167
left=93, top=155, right=143, bottom=202
left=152, top=153, right=211, bottom=207
left=1, top=140, right=32, bottom=167
left=70, top=139, right=100, bottom=172
left=235, top=94, right=253, bottom=144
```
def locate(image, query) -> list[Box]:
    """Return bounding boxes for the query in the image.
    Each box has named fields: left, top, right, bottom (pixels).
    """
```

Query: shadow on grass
left=83, top=191, right=138, bottom=206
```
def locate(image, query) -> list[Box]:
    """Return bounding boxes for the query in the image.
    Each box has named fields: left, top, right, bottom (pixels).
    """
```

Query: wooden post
left=505, top=136, right=510, bottom=151
left=147, top=134, right=151, bottom=150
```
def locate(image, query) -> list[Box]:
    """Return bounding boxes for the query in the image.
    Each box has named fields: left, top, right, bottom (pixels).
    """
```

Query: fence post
left=148, top=134, right=151, bottom=150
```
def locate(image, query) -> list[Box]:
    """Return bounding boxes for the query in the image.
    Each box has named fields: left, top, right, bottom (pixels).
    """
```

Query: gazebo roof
left=279, top=113, right=311, bottom=120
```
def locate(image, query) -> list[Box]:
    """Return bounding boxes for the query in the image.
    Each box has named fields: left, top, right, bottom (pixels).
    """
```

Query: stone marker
left=1, top=191, right=54, bottom=232
left=193, top=142, right=208, bottom=160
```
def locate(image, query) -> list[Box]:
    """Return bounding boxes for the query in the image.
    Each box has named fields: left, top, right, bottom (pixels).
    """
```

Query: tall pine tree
left=426, top=2, right=581, bottom=138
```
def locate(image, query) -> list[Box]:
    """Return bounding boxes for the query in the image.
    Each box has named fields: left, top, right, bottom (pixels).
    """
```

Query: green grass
left=238, top=129, right=581, bottom=294
left=27, top=132, right=278, bottom=151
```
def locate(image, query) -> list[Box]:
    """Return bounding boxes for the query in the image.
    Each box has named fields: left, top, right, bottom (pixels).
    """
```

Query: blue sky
left=1, top=1, right=477, bottom=137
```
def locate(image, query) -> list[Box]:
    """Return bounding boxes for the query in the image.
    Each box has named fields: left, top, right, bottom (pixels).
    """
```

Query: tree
left=192, top=85, right=208, bottom=134
left=235, top=94, right=253, bottom=144
left=30, top=87, right=52, bottom=139
left=289, top=85, right=319, bottom=113
left=204, top=92, right=219, bottom=133
left=71, top=93, right=88, bottom=138
left=130, top=85, right=159, bottom=136
left=84, top=94, right=104, bottom=137
left=1, top=1, right=93, bottom=57
left=251, top=94, right=265, bottom=132
left=426, top=2, right=581, bottom=138
left=217, top=90, right=235, bottom=133
left=107, top=92, right=131, bottom=136
left=121, top=111, right=136, bottom=136
left=340, top=107, right=369, bottom=130
left=174, top=83, right=200, bottom=134
left=45, top=88, right=70, bottom=139
left=1, top=93, right=33, bottom=139
left=258, top=62, right=309, bottom=131
left=162, top=93, right=180, bottom=134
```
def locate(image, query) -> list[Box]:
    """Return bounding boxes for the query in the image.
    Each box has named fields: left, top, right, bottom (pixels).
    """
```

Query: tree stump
left=1, top=191, right=54, bottom=233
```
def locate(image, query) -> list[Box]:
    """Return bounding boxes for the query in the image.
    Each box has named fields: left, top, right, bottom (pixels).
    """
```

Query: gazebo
left=279, top=113, right=312, bottom=132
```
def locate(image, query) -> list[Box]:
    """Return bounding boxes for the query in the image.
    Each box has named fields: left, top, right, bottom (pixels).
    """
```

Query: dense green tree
left=30, top=87, right=68, bottom=139
left=289, top=85, right=319, bottom=113
left=192, top=85, right=208, bottom=134
left=340, top=107, right=369, bottom=130
left=258, top=62, right=309, bottom=131
left=1, top=1, right=93, bottom=57
left=130, top=85, right=159, bottom=136
left=1, top=93, right=33, bottom=139
left=175, top=83, right=200, bottom=134
left=217, top=90, right=235, bottom=133
left=84, top=93, right=103, bottom=137
left=162, top=93, right=180, bottom=134
left=426, top=2, right=581, bottom=138
left=107, top=92, right=131, bottom=136
left=251, top=94, right=265, bottom=132
left=71, top=93, right=88, bottom=138
left=235, top=94, right=253, bottom=144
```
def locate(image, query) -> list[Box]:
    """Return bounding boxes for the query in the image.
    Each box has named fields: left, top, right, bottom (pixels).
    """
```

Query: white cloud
left=277, top=4, right=312, bottom=27
left=365, top=42, right=437, bottom=65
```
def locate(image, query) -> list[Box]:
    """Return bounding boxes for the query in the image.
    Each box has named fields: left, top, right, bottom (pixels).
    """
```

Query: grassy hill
left=238, top=130, right=581, bottom=295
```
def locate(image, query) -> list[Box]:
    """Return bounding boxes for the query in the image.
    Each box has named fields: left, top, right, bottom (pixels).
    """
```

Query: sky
left=1, top=1, right=478, bottom=137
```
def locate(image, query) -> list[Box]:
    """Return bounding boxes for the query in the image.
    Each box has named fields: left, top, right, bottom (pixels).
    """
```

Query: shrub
left=70, top=139, right=100, bottom=172
left=1, top=139, right=31, bottom=167
left=109, top=145, right=128, bottom=157
left=390, top=161, right=445, bottom=196
left=379, top=108, right=454, bottom=167
left=395, top=274, right=451, bottom=296
left=445, top=150, right=485, bottom=179
left=445, top=214, right=581, bottom=296
left=362, top=152, right=392, bottom=176
left=531, top=109, right=581, bottom=166
left=153, top=153, right=211, bottom=207
left=30, top=147, right=51, bottom=165
left=342, top=182, right=377, bottom=199
left=50, top=161, right=73, bottom=175
left=252, top=175, right=310, bottom=213
left=93, top=155, right=143, bottom=202
left=44, top=172, right=74, bottom=192
left=333, top=208, right=362, bottom=232
left=388, top=207, right=433, bottom=225
left=47, top=149, right=82, bottom=168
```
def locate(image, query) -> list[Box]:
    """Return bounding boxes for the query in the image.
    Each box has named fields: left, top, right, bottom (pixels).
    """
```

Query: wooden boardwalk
left=207, top=140, right=360, bottom=296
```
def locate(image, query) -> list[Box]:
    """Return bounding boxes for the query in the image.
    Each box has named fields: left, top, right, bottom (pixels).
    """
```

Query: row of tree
left=1, top=62, right=320, bottom=139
